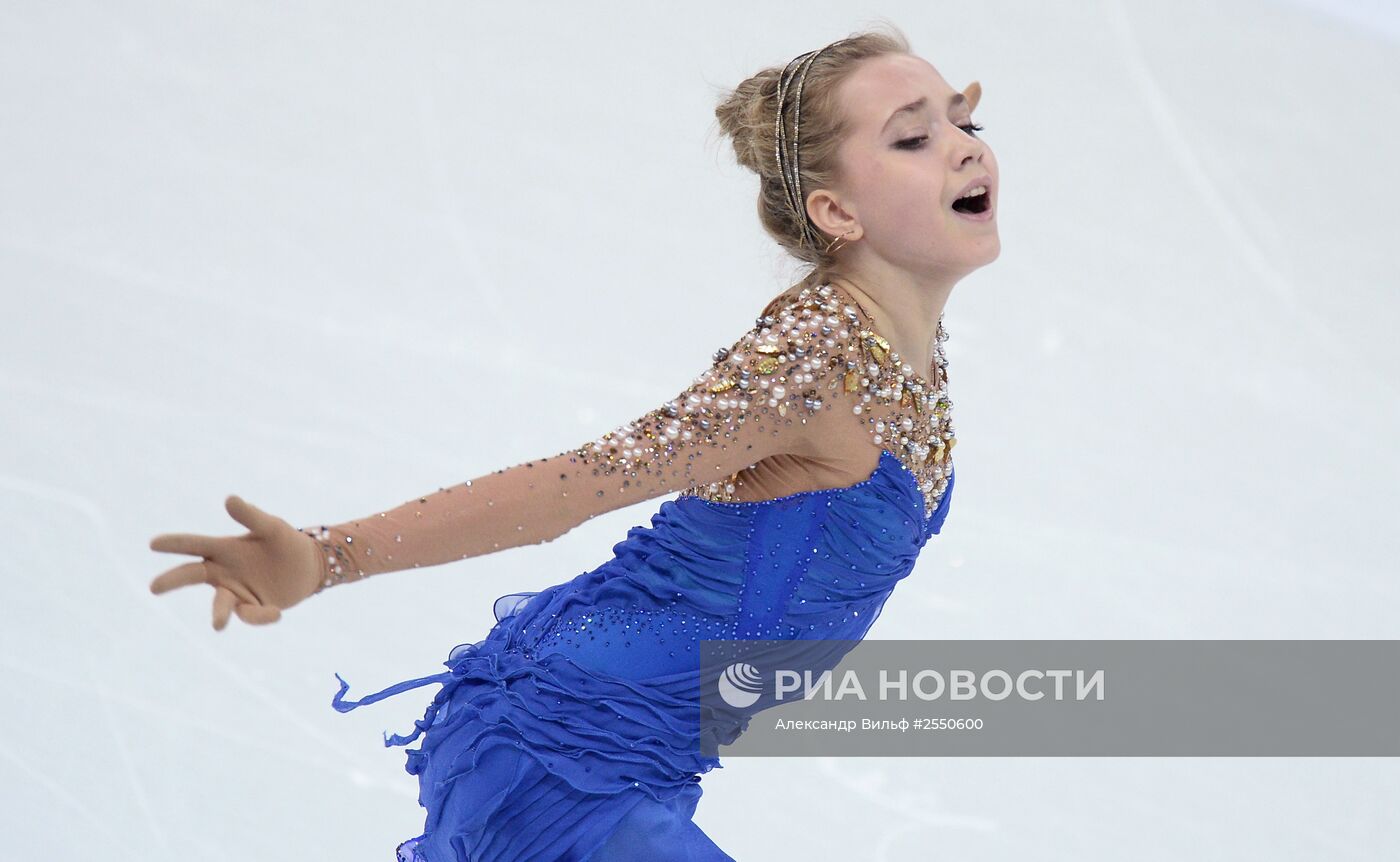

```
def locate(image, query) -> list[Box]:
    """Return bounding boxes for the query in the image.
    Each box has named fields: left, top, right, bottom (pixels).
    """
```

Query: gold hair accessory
left=774, top=38, right=853, bottom=253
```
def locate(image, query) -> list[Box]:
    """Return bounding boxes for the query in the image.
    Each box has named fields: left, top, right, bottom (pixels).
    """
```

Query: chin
left=979, top=236, right=1002, bottom=264
left=967, top=232, right=1001, bottom=265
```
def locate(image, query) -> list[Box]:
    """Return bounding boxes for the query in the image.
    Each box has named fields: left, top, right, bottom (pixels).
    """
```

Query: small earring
left=825, top=229, right=854, bottom=255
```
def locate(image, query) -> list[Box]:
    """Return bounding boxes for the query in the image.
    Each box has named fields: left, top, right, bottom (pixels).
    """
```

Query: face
left=811, top=53, right=999, bottom=280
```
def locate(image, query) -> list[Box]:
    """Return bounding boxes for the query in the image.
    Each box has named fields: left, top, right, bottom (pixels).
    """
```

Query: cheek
left=867, top=164, right=940, bottom=217
left=889, top=177, right=948, bottom=234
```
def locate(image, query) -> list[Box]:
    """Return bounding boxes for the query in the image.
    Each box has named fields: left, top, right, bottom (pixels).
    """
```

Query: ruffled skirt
left=331, top=590, right=738, bottom=861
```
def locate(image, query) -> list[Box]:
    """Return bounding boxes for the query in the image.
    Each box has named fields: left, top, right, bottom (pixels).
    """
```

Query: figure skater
left=149, top=24, right=998, bottom=861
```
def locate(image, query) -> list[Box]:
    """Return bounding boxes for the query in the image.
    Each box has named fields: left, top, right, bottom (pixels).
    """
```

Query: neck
left=822, top=262, right=957, bottom=379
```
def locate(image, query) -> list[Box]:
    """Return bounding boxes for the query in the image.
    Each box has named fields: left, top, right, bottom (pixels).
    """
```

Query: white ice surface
left=2, top=1, right=1398, bottom=859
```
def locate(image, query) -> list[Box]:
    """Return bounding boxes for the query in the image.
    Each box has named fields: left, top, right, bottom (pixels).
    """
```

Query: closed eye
left=896, top=123, right=985, bottom=149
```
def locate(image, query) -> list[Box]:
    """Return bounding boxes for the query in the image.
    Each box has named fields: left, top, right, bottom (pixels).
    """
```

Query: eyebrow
left=881, top=92, right=968, bottom=134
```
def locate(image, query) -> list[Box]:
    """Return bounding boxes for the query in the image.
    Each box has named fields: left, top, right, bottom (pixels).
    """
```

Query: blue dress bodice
left=515, top=449, right=951, bottom=664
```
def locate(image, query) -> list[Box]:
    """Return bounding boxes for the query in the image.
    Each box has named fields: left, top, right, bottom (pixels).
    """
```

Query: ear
left=962, top=80, right=982, bottom=113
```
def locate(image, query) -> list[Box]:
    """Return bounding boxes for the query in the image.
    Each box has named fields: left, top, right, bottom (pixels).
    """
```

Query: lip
left=950, top=174, right=994, bottom=221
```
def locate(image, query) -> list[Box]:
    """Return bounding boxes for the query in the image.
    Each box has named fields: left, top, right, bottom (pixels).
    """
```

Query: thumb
left=225, top=494, right=280, bottom=536
left=235, top=603, right=282, bottom=625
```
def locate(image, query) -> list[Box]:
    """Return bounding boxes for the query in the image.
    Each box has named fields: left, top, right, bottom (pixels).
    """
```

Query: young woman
left=149, top=25, right=998, bottom=862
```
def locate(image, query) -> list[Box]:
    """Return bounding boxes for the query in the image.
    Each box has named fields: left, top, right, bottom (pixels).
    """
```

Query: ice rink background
left=3, top=0, right=1398, bottom=859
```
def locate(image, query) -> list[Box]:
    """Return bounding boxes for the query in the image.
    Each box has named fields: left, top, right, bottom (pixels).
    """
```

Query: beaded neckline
left=815, top=280, right=956, bottom=519
left=679, top=279, right=956, bottom=519
left=820, top=279, right=945, bottom=395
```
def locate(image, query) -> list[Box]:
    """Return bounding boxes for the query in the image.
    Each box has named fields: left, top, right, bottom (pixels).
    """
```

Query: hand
left=149, top=495, right=324, bottom=631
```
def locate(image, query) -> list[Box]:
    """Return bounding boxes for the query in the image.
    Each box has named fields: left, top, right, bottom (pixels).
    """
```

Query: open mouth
left=951, top=188, right=991, bottom=215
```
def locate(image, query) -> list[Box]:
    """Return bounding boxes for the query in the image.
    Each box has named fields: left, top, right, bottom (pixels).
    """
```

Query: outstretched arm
left=300, top=288, right=845, bottom=591
left=148, top=282, right=882, bottom=627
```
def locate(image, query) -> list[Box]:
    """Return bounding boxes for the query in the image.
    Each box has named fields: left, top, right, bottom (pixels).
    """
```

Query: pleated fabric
left=331, top=450, right=954, bottom=860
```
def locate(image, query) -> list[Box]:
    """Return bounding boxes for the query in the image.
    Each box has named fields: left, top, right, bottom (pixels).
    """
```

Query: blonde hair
left=713, top=23, right=912, bottom=299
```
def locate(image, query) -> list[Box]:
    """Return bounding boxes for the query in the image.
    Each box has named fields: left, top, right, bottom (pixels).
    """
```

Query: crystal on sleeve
left=297, top=287, right=864, bottom=592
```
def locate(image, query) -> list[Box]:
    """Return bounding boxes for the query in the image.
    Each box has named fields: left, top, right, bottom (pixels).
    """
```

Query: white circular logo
left=717, top=661, right=764, bottom=708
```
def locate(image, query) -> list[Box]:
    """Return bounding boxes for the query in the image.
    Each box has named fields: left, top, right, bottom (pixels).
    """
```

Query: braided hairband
left=773, top=38, right=850, bottom=254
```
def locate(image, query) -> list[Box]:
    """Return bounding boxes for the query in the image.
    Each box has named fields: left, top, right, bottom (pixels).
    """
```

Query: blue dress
left=330, top=450, right=954, bottom=861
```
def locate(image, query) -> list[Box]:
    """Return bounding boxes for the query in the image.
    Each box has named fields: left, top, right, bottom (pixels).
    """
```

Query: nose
left=953, top=138, right=983, bottom=167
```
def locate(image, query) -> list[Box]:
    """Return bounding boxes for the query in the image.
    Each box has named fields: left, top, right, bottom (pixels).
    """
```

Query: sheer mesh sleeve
left=297, top=287, right=858, bottom=592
